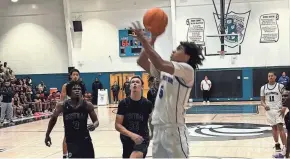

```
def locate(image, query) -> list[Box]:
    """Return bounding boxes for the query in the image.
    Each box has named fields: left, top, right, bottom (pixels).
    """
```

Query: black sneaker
left=275, top=143, right=281, bottom=151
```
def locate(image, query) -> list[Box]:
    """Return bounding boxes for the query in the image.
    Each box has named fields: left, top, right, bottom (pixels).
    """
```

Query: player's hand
left=45, top=135, right=52, bottom=147
left=131, top=21, right=146, bottom=41
left=130, top=133, right=144, bottom=145
left=279, top=108, right=287, bottom=117
left=264, top=106, right=270, bottom=111
left=87, top=122, right=99, bottom=131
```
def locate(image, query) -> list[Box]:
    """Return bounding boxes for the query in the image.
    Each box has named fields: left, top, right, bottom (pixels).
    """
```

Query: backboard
left=204, top=34, right=241, bottom=56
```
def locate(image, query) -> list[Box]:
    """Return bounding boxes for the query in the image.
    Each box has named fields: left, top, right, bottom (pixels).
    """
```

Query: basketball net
left=218, top=51, right=226, bottom=59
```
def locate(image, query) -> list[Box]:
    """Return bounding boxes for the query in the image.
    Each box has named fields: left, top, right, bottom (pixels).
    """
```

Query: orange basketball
left=143, top=8, right=168, bottom=36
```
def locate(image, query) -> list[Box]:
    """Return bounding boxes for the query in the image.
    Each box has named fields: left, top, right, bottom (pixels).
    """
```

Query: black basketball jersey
left=63, top=99, right=91, bottom=143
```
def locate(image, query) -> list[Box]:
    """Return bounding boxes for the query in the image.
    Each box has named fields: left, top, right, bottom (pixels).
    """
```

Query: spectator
left=47, top=92, right=57, bottom=111
left=122, top=78, right=130, bottom=97
left=34, top=92, right=42, bottom=112
left=19, top=92, right=32, bottom=116
left=0, top=80, right=14, bottom=124
left=92, top=78, right=103, bottom=105
left=278, top=72, right=290, bottom=87
left=111, top=81, right=120, bottom=104
left=147, top=77, right=159, bottom=105
left=12, top=93, right=23, bottom=118
left=201, top=76, right=212, bottom=104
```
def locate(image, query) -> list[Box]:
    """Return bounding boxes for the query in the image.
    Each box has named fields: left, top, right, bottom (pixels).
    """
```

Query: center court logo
left=186, top=122, right=272, bottom=141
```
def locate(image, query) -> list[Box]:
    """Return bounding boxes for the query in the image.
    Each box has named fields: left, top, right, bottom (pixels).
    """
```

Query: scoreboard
left=119, top=29, right=151, bottom=57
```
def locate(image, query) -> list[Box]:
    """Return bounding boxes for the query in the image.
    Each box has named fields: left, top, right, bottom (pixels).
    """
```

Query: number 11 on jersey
left=269, top=96, right=274, bottom=102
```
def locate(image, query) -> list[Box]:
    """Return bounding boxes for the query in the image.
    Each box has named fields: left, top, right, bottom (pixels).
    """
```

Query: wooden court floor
left=0, top=101, right=279, bottom=158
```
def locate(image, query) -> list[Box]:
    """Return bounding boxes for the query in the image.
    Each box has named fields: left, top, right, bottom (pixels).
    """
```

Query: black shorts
left=121, top=138, right=149, bottom=158
left=66, top=140, right=94, bottom=158
left=285, top=112, right=290, bottom=130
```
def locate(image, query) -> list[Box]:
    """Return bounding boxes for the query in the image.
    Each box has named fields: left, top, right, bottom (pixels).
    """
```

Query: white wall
left=0, top=0, right=68, bottom=74
left=176, top=0, right=289, bottom=68
left=69, top=0, right=172, bottom=72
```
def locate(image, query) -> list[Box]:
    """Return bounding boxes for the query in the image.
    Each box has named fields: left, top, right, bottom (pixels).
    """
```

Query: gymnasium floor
left=0, top=101, right=278, bottom=158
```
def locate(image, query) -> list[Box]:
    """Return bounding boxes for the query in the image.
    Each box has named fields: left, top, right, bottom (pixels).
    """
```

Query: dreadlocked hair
left=66, top=80, right=86, bottom=97
left=177, top=41, right=205, bottom=69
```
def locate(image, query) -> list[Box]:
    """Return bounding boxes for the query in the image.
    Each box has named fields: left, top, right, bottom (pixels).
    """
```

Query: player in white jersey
left=260, top=71, right=287, bottom=154
left=131, top=21, right=204, bottom=158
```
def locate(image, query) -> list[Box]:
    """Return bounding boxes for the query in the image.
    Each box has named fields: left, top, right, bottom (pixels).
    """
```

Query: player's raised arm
left=137, top=36, right=160, bottom=75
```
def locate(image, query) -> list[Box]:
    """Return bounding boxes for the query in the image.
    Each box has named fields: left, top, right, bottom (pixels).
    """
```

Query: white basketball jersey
left=260, top=83, right=284, bottom=110
left=150, top=62, right=194, bottom=126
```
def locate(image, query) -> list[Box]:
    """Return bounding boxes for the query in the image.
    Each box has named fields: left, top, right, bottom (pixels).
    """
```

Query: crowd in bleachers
left=0, top=62, right=94, bottom=125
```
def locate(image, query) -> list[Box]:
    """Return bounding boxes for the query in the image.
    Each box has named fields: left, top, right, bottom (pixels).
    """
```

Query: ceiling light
left=11, top=0, right=18, bottom=2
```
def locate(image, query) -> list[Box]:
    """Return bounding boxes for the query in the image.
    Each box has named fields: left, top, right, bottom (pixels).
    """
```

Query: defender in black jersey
left=282, top=85, right=290, bottom=158
left=45, top=81, right=99, bottom=158
left=115, top=76, right=153, bottom=158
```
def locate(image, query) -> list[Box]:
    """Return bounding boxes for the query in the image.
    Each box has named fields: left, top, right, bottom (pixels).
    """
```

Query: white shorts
left=152, top=125, right=189, bottom=158
left=266, top=109, right=284, bottom=126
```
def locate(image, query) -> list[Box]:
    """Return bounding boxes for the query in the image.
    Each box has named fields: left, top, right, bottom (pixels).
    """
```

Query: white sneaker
left=207, top=101, right=210, bottom=105
left=282, top=145, right=286, bottom=155
left=203, top=101, right=206, bottom=105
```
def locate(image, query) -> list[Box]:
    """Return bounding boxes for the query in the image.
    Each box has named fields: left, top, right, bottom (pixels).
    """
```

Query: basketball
left=143, top=8, right=168, bottom=36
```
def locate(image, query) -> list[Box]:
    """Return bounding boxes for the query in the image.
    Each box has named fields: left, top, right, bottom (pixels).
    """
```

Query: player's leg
left=152, top=127, right=169, bottom=158
left=284, top=112, right=290, bottom=158
left=162, top=126, right=189, bottom=158
left=202, top=90, right=206, bottom=104
left=267, top=111, right=281, bottom=151
left=80, top=140, right=95, bottom=158
left=276, top=111, right=287, bottom=154
left=130, top=141, right=149, bottom=158
left=63, top=137, right=68, bottom=158
left=278, top=123, right=287, bottom=154
left=121, top=140, right=134, bottom=158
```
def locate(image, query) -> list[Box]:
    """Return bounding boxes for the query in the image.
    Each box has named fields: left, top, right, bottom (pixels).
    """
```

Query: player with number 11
left=260, top=71, right=287, bottom=156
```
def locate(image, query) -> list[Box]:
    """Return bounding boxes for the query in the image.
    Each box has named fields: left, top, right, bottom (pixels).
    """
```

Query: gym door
left=110, top=73, right=122, bottom=103
left=142, top=73, right=150, bottom=98
left=122, top=73, right=134, bottom=98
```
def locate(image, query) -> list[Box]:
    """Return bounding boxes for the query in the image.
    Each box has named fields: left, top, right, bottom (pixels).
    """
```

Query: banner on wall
left=186, top=18, right=205, bottom=45
left=98, top=89, right=109, bottom=106
left=259, top=13, right=279, bottom=43
left=213, top=11, right=251, bottom=48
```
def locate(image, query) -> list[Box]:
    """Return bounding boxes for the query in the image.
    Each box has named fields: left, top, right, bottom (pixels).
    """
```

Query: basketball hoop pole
left=220, top=0, right=225, bottom=52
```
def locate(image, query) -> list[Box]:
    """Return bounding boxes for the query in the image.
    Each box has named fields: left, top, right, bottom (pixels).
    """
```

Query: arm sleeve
left=150, top=63, right=161, bottom=79
left=172, top=61, right=194, bottom=82
left=260, top=86, right=265, bottom=96
left=117, top=100, right=126, bottom=115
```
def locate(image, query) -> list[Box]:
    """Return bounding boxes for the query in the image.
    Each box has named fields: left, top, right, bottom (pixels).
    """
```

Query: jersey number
left=269, top=96, right=275, bottom=102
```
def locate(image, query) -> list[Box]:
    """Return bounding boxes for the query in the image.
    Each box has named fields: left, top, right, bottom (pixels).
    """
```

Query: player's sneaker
left=281, top=145, right=286, bottom=155
left=275, top=143, right=282, bottom=152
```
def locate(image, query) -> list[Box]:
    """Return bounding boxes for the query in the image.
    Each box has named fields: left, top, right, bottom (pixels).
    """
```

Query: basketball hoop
left=217, top=51, right=226, bottom=58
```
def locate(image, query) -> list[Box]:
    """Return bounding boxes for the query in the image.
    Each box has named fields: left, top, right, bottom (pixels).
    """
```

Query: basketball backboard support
left=204, top=34, right=241, bottom=56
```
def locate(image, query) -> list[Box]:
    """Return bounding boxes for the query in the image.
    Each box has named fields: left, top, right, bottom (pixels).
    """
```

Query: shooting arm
left=137, top=37, right=157, bottom=73
left=138, top=36, right=174, bottom=75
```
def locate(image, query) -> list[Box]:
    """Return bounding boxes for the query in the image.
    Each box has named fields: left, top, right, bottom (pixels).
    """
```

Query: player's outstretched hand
left=45, top=136, right=52, bottom=147
left=87, top=123, right=97, bottom=131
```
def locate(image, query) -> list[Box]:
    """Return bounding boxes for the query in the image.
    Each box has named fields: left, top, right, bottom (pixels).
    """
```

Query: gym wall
left=0, top=0, right=69, bottom=74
